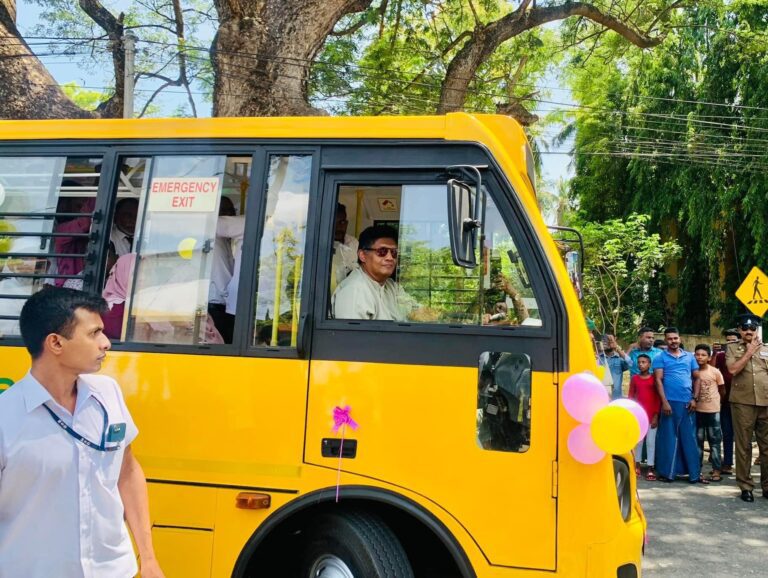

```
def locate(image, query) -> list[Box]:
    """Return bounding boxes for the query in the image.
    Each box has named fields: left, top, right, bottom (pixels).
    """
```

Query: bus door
left=304, top=154, right=562, bottom=570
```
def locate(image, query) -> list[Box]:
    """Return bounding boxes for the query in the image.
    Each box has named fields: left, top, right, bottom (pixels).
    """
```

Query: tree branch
left=467, top=0, right=481, bottom=27
left=79, top=0, right=125, bottom=118
left=330, top=15, right=369, bottom=36
left=438, top=1, right=664, bottom=114
left=138, top=79, right=173, bottom=117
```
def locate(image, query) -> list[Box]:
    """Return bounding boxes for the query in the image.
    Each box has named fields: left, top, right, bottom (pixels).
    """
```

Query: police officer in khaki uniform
left=725, top=313, right=768, bottom=502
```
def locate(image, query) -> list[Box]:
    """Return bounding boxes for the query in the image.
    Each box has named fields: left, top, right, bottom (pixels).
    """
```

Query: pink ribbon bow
left=332, top=405, right=358, bottom=502
left=333, top=405, right=358, bottom=434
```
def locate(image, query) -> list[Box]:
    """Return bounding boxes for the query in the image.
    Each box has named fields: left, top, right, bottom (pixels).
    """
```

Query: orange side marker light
left=235, top=492, right=271, bottom=510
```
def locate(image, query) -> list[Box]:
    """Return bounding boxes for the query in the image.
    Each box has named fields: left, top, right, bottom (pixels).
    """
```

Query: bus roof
left=0, top=113, right=535, bottom=196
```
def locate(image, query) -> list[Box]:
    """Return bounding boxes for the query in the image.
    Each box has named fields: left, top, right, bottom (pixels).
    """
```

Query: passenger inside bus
left=110, top=198, right=138, bottom=257
left=52, top=191, right=94, bottom=288
left=208, top=196, right=236, bottom=343
left=331, top=203, right=358, bottom=292
left=102, top=252, right=224, bottom=344
left=216, top=207, right=245, bottom=319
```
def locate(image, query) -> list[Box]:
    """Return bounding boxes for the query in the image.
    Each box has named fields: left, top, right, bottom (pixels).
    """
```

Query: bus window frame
left=0, top=141, right=323, bottom=358
left=312, top=155, right=565, bottom=372
left=102, top=147, right=256, bottom=356
left=239, top=146, right=321, bottom=360
left=0, top=144, right=114, bottom=346
left=102, top=144, right=321, bottom=359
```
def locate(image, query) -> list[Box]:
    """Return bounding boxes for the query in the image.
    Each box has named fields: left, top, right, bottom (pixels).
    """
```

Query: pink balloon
left=567, top=423, right=606, bottom=464
left=561, top=372, right=610, bottom=423
left=609, top=398, right=649, bottom=440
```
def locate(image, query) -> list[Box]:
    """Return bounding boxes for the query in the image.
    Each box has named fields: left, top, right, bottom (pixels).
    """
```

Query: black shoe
left=741, top=490, right=754, bottom=502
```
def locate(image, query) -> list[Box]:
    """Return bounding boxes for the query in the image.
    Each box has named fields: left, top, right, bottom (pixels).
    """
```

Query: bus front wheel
left=300, top=509, right=414, bottom=578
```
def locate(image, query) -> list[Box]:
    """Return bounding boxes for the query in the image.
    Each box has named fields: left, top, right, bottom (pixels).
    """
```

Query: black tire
left=299, top=509, right=414, bottom=578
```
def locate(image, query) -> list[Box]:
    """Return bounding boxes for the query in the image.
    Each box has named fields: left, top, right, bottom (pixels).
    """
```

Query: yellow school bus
left=0, top=113, right=645, bottom=577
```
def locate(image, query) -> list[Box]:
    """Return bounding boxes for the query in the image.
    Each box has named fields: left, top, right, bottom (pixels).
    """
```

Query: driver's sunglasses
left=363, top=247, right=398, bottom=258
left=740, top=323, right=758, bottom=331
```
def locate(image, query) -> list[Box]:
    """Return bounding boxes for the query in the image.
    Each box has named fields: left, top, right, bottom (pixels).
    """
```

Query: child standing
left=629, top=353, right=661, bottom=480
left=694, top=344, right=725, bottom=481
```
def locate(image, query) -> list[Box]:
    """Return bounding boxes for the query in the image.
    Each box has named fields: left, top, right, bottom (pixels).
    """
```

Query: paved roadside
left=639, top=454, right=768, bottom=577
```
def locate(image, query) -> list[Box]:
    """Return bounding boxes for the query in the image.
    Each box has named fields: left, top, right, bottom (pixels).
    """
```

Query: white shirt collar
left=21, top=372, right=97, bottom=414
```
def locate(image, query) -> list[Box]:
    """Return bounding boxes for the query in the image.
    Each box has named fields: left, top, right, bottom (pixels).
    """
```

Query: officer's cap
left=735, top=313, right=762, bottom=329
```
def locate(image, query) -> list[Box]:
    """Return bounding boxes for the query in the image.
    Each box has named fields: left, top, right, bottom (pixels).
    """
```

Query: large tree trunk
left=437, top=1, right=664, bottom=115
left=212, top=0, right=372, bottom=117
left=0, top=1, right=95, bottom=119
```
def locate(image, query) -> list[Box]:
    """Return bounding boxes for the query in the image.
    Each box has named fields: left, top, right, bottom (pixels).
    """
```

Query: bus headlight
left=613, top=457, right=632, bottom=521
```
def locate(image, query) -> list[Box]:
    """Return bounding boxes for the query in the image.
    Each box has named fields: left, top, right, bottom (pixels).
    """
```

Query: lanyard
left=43, top=397, right=120, bottom=452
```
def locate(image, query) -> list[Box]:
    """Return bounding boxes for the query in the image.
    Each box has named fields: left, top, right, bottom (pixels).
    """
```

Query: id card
left=107, top=422, right=127, bottom=443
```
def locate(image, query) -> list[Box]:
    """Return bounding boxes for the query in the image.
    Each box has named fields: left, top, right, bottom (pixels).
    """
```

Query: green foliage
left=315, top=1, right=561, bottom=116
left=565, top=0, right=768, bottom=332
left=579, top=213, right=681, bottom=340
left=60, top=82, right=111, bottom=111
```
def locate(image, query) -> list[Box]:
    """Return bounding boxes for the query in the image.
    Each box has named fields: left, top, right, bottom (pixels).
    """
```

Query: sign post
left=735, top=266, right=768, bottom=340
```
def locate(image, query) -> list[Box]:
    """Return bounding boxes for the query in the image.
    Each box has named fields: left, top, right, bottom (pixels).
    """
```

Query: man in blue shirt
left=653, top=327, right=708, bottom=484
left=599, top=333, right=631, bottom=399
left=628, top=326, right=662, bottom=377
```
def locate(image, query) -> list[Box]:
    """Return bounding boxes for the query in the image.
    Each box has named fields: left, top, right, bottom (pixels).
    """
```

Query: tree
left=564, top=0, right=768, bottom=331
left=0, top=1, right=94, bottom=118
left=0, top=1, right=686, bottom=120
left=580, top=213, right=680, bottom=340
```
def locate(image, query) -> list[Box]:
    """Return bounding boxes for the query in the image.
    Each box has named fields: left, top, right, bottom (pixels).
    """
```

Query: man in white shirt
left=0, top=287, right=163, bottom=578
left=216, top=213, right=246, bottom=316
left=332, top=225, right=430, bottom=322
left=109, top=198, right=138, bottom=257
left=331, top=203, right=358, bottom=292
left=208, top=197, right=236, bottom=342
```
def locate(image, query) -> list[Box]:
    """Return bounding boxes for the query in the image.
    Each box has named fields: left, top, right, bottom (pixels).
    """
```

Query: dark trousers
left=731, top=403, right=768, bottom=492
left=696, top=412, right=722, bottom=471
left=208, top=303, right=235, bottom=344
left=720, top=401, right=734, bottom=468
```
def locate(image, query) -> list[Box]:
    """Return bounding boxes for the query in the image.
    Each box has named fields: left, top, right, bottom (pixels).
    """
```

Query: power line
left=12, top=34, right=768, bottom=119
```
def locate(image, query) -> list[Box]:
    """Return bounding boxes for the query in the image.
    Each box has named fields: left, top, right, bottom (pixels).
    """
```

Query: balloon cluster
left=562, top=372, right=649, bottom=464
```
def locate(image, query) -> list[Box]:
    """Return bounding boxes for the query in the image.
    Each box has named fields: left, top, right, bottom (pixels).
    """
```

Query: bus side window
left=102, top=155, right=251, bottom=346
left=252, top=155, right=312, bottom=348
left=329, top=183, right=542, bottom=327
left=0, top=156, right=100, bottom=338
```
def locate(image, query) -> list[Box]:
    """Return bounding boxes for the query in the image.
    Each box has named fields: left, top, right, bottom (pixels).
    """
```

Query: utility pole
left=123, top=33, right=137, bottom=119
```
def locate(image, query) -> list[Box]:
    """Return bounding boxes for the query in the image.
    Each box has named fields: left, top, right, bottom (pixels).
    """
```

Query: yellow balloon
left=0, top=220, right=17, bottom=259
left=590, top=405, right=640, bottom=455
left=177, top=237, right=197, bottom=260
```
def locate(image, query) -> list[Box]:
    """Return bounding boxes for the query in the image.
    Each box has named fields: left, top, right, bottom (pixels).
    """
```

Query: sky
left=16, top=1, right=574, bottom=192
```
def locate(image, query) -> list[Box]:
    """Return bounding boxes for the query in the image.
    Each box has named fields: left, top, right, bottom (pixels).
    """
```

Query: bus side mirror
left=565, top=250, right=583, bottom=300
left=447, top=179, right=480, bottom=268
left=548, top=226, right=585, bottom=301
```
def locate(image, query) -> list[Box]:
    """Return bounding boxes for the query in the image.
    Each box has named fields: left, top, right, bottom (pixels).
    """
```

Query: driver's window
left=329, top=183, right=542, bottom=327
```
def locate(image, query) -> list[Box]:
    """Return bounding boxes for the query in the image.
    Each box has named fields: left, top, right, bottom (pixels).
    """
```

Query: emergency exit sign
left=148, top=177, right=219, bottom=212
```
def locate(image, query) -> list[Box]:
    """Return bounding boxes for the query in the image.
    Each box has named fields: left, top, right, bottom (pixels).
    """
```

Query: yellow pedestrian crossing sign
left=736, top=266, right=768, bottom=317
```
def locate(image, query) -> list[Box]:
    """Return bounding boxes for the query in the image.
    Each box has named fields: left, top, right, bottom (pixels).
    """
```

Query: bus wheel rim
left=309, top=554, right=355, bottom=578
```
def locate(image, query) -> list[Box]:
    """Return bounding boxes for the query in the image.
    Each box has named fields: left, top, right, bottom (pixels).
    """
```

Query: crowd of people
left=596, top=319, right=768, bottom=502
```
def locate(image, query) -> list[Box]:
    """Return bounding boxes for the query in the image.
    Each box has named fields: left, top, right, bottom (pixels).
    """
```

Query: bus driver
left=332, top=225, right=430, bottom=322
